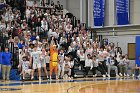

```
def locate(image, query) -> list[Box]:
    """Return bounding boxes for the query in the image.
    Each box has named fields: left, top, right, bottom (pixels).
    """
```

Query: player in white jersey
left=63, top=56, right=71, bottom=79
left=40, top=48, right=48, bottom=79
left=30, top=46, right=42, bottom=81
left=21, top=56, right=31, bottom=81
left=58, top=49, right=65, bottom=79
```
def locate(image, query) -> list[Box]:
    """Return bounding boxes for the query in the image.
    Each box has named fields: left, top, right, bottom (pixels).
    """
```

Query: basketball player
left=58, top=49, right=65, bottom=79
left=30, top=46, right=42, bottom=81
left=40, top=48, right=48, bottom=79
left=21, top=56, right=31, bottom=81
left=49, top=44, right=59, bottom=80
left=63, top=56, right=71, bottom=79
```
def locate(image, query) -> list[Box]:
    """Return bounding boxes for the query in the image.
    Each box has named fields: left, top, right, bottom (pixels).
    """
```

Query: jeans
left=118, top=65, right=127, bottom=74
left=2, top=65, right=11, bottom=80
left=107, top=65, right=118, bottom=75
left=84, top=67, right=91, bottom=77
left=92, top=66, right=106, bottom=75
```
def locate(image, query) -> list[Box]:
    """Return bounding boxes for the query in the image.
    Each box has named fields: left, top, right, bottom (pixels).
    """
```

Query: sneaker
left=31, top=77, right=34, bottom=80
left=124, top=73, right=127, bottom=77
left=132, top=74, right=135, bottom=77
left=119, top=73, right=123, bottom=77
left=137, top=75, right=140, bottom=78
left=74, top=74, right=77, bottom=77
left=107, top=74, right=110, bottom=78
left=47, top=76, right=49, bottom=79
left=93, top=74, right=97, bottom=77
left=116, top=74, right=120, bottom=78
left=102, top=75, right=106, bottom=78
left=68, top=77, right=71, bottom=80
left=127, top=74, right=130, bottom=77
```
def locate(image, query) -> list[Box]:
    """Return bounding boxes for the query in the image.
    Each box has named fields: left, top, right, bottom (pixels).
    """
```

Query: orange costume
left=49, top=45, right=58, bottom=76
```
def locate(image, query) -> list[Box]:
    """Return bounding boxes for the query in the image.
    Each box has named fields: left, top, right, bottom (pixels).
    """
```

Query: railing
left=0, top=31, right=19, bottom=69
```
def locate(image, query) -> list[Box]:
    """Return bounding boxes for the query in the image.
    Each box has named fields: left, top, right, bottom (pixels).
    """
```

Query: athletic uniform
left=64, top=61, right=71, bottom=76
left=22, top=61, right=31, bottom=75
left=58, top=53, right=65, bottom=78
left=31, top=51, right=41, bottom=69
left=40, top=52, right=47, bottom=67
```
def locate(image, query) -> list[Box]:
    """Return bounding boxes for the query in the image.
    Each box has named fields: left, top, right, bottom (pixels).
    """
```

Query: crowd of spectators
left=0, top=0, right=136, bottom=81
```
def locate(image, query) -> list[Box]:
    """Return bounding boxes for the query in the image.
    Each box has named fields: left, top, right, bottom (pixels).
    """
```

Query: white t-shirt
left=31, top=51, right=41, bottom=63
left=79, top=53, right=85, bottom=61
left=26, top=9, right=31, bottom=18
left=85, top=58, right=93, bottom=68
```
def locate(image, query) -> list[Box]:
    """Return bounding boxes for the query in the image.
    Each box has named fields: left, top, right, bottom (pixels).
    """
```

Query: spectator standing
left=1, top=47, right=12, bottom=81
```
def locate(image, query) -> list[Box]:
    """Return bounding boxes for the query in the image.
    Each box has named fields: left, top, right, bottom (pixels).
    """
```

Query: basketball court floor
left=0, top=77, right=140, bottom=93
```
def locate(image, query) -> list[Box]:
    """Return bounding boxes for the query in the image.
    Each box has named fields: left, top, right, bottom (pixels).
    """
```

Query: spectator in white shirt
left=92, top=55, right=106, bottom=77
left=77, top=49, right=85, bottom=70
left=84, top=54, right=93, bottom=77
left=41, top=18, right=48, bottom=31
left=123, top=54, right=133, bottom=77
left=65, top=22, right=72, bottom=33
left=58, top=49, right=65, bottom=79
left=106, top=55, right=119, bottom=78
left=117, top=55, right=127, bottom=77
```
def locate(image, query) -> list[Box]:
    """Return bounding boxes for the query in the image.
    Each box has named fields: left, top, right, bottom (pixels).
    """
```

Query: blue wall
left=136, top=36, right=140, bottom=61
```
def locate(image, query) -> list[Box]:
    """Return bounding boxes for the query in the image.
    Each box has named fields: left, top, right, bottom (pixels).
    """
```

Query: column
left=80, top=0, right=86, bottom=23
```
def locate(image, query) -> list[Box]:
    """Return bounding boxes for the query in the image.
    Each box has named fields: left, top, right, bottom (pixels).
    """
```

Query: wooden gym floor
left=0, top=77, right=140, bottom=93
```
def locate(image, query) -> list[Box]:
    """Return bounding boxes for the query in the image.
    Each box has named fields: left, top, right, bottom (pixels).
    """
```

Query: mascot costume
left=49, top=44, right=58, bottom=80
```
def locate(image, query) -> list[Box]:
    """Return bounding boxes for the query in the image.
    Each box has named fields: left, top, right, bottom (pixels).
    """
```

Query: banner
left=93, top=0, right=105, bottom=27
left=116, top=0, right=130, bottom=25
left=136, top=36, right=140, bottom=61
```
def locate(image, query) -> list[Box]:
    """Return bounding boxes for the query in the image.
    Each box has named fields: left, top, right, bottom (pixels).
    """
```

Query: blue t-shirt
left=1, top=52, right=12, bottom=66
left=0, top=52, right=2, bottom=64
left=18, top=43, right=25, bottom=49
left=136, top=60, right=140, bottom=67
left=30, top=36, right=37, bottom=41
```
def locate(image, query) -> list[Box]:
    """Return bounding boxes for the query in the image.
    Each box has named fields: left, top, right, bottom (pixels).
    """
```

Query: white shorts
left=33, top=62, right=41, bottom=69
left=23, top=69, right=32, bottom=75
